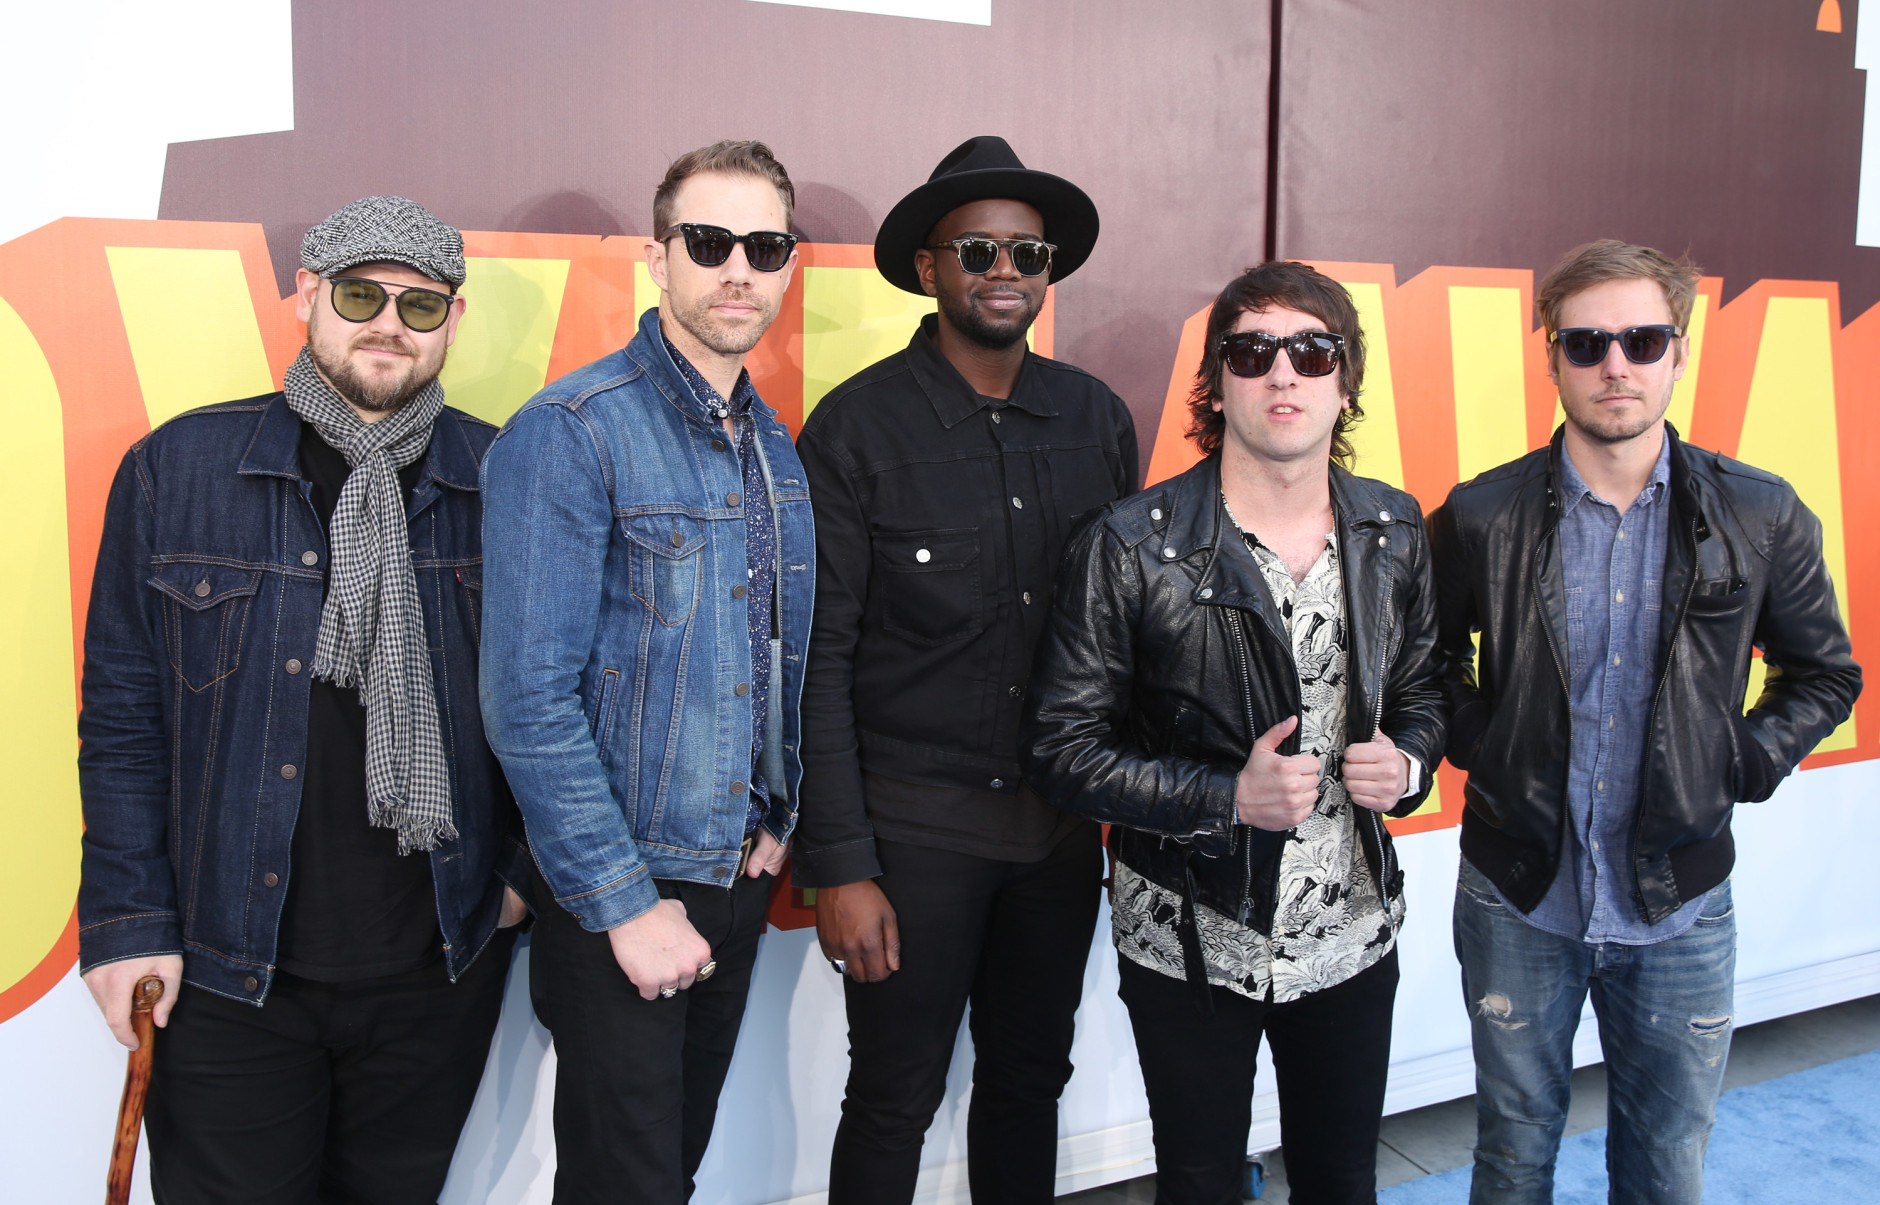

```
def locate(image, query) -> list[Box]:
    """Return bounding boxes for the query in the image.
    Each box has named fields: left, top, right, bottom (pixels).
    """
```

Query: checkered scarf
left=283, top=348, right=456, bottom=853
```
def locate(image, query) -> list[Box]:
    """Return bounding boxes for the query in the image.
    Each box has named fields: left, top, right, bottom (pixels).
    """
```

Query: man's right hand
left=606, top=899, right=713, bottom=1001
left=816, top=879, right=900, bottom=983
left=82, top=955, right=184, bottom=1050
left=1236, top=715, right=1322, bottom=830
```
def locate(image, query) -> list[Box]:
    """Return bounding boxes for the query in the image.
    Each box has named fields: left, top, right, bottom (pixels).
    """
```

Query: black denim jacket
left=792, top=316, right=1138, bottom=887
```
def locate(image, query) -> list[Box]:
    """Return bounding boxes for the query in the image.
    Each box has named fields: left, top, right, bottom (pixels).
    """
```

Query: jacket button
left=244, top=976, right=259, bottom=991
left=1163, top=547, right=1177, bottom=559
left=1377, top=535, right=1387, bottom=548
left=990, top=779, right=1004, bottom=789
left=916, top=549, right=931, bottom=562
left=732, top=584, right=747, bottom=599
left=990, top=411, right=1002, bottom=424
left=281, top=764, right=298, bottom=780
left=670, top=531, right=685, bottom=547
left=263, top=872, right=280, bottom=887
left=1008, top=685, right=1023, bottom=698
left=285, top=658, right=302, bottom=674
left=193, top=580, right=211, bottom=598
left=1022, top=591, right=1032, bottom=604
left=712, top=438, right=727, bottom=452
left=727, top=492, right=742, bottom=507
left=301, top=550, right=318, bottom=566
left=1011, top=496, right=1024, bottom=509
left=1150, top=508, right=1163, bottom=521
left=1199, top=588, right=1214, bottom=600
left=730, top=780, right=747, bottom=795
left=735, top=682, right=750, bottom=696
left=713, top=865, right=731, bottom=878
left=1379, top=509, right=1393, bottom=523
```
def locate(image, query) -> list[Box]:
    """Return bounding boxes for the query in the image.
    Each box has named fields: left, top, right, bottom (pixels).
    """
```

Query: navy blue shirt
left=664, top=332, right=774, bottom=836
left=1494, top=435, right=1713, bottom=943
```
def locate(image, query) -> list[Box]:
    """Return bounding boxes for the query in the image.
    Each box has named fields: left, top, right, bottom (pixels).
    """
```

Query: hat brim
left=873, top=167, right=1099, bottom=296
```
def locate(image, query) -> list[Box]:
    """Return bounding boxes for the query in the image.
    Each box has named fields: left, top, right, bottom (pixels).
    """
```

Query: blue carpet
left=1378, top=1048, right=1880, bottom=1204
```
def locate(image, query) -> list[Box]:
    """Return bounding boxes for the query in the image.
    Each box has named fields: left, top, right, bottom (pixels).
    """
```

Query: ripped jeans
left=1453, top=860, right=1735, bottom=1205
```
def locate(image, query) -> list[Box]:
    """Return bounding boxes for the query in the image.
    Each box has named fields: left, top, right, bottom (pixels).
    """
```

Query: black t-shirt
left=273, top=422, right=441, bottom=982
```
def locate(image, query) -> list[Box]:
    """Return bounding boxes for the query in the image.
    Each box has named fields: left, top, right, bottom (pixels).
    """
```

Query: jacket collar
left=1543, top=421, right=1702, bottom=528
left=236, top=391, right=482, bottom=493
left=906, top=313, right=1059, bottom=429
left=625, top=307, right=781, bottom=429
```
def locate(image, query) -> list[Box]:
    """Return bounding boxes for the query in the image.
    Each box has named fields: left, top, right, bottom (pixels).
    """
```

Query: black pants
left=828, top=824, right=1103, bottom=1205
left=528, top=863, right=772, bottom=1204
left=145, top=930, right=516, bottom=1205
left=1119, top=945, right=1399, bottom=1205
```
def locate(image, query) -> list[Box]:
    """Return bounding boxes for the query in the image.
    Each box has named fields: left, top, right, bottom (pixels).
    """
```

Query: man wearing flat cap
left=794, top=136, right=1138, bottom=1203
left=77, top=196, right=529, bottom=1202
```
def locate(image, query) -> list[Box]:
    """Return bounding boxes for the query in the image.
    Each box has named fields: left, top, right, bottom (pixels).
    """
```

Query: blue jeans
left=1453, top=860, right=1735, bottom=1205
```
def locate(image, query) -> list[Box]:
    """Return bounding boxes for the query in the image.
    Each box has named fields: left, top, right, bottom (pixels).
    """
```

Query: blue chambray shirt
left=664, top=333, right=774, bottom=836
left=1494, top=436, right=1714, bottom=944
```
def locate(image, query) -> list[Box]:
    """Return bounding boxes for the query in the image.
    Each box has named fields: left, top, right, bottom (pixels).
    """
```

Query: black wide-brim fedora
left=874, top=135, right=1099, bottom=296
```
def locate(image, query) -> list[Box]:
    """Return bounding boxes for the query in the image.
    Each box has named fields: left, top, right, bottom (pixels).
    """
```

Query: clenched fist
left=1236, top=715, right=1321, bottom=830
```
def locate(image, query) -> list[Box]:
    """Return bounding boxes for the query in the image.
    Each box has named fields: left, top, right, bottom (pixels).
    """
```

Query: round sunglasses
left=927, top=237, right=1056, bottom=278
left=659, top=223, right=799, bottom=273
left=328, top=276, right=456, bottom=333
left=1220, top=330, right=1345, bottom=379
left=1549, top=325, right=1681, bottom=367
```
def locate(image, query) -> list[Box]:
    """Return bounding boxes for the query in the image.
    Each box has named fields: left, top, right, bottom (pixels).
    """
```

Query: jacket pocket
left=872, top=527, right=984, bottom=648
left=149, top=561, right=262, bottom=692
left=622, top=511, right=706, bottom=627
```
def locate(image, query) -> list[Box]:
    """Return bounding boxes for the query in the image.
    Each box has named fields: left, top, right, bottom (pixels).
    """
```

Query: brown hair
left=1186, top=261, right=1367, bottom=468
left=652, top=140, right=796, bottom=236
left=1535, top=239, right=1701, bottom=336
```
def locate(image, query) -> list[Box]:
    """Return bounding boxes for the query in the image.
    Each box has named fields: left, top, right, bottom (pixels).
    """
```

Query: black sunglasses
left=1550, top=325, right=1681, bottom=368
left=658, top=223, right=799, bottom=272
left=1220, top=330, right=1345, bottom=379
left=927, top=237, right=1056, bottom=277
left=328, top=276, right=456, bottom=333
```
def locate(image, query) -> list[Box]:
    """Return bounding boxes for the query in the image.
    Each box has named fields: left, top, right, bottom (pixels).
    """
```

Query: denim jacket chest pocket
left=872, top=527, right=984, bottom=648
left=622, top=510, right=707, bottom=626
left=148, top=561, right=264, bottom=691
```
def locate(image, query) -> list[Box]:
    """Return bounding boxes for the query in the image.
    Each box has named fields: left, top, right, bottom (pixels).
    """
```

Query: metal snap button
left=726, top=492, right=742, bottom=507
left=1377, top=535, right=1387, bottom=547
left=1199, top=588, right=1214, bottom=600
left=1379, top=509, right=1393, bottom=523
left=244, top=976, right=259, bottom=991
left=281, top=764, right=298, bottom=780
left=285, top=659, right=302, bottom=674
left=916, top=549, right=931, bottom=563
left=712, top=865, right=731, bottom=878
left=990, top=779, right=1004, bottom=789
left=1150, top=508, right=1163, bottom=521
left=712, top=438, right=727, bottom=452
left=732, top=584, right=747, bottom=599
left=730, top=780, right=747, bottom=795
left=990, top=412, right=1002, bottom=424
left=1022, top=591, right=1032, bottom=604
left=1163, top=547, right=1177, bottom=559
left=263, top=872, right=280, bottom=887
left=1011, top=497, right=1023, bottom=509
left=301, top=550, right=318, bottom=566
left=193, top=580, right=211, bottom=598
left=1008, top=685, right=1023, bottom=698
left=670, top=531, right=685, bottom=547
left=735, top=682, right=750, bottom=697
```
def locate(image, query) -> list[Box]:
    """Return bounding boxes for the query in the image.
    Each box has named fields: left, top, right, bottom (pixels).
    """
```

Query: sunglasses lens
left=1557, top=329, right=1610, bottom=367
left=1223, top=334, right=1278, bottom=378
left=683, top=226, right=736, bottom=267
left=1008, top=241, right=1051, bottom=277
left=743, top=232, right=794, bottom=272
left=1620, top=326, right=1671, bottom=364
left=331, top=279, right=387, bottom=323
left=396, top=289, right=452, bottom=332
left=953, top=239, right=999, bottom=274
left=1288, top=335, right=1341, bottom=377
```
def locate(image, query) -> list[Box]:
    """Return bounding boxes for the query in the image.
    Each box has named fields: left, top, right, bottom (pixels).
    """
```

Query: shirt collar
left=906, top=313, right=1059, bottom=428
left=1558, top=432, right=1671, bottom=517
left=661, top=329, right=756, bottom=420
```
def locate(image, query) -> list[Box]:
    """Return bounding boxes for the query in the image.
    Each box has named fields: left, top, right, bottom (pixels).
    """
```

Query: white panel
left=1858, top=0, right=1880, bottom=246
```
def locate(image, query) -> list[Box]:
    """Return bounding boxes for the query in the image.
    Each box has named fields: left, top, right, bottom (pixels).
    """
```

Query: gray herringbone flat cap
left=301, top=196, right=466, bottom=289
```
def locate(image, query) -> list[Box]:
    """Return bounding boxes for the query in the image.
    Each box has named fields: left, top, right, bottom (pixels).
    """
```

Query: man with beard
left=793, top=136, right=1137, bottom=1204
left=1430, top=240, right=1861, bottom=1203
left=77, top=196, right=530, bottom=1203
left=479, top=141, right=813, bottom=1203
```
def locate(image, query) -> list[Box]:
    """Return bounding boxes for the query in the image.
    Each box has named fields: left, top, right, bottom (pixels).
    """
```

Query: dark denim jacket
left=77, top=394, right=529, bottom=1003
left=480, top=309, right=815, bottom=932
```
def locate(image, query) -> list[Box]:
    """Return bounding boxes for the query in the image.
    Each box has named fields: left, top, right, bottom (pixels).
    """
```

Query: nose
left=365, top=291, right=409, bottom=335
left=720, top=242, right=757, bottom=284
left=1600, top=335, right=1632, bottom=378
left=985, top=244, right=1021, bottom=281
left=1264, top=343, right=1301, bottom=387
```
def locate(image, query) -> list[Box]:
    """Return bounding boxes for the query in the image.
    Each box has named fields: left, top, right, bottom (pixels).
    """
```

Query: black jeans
left=1119, top=945, right=1399, bottom=1205
left=528, top=862, right=771, bottom=1204
left=145, top=930, right=516, bottom=1205
left=828, top=823, right=1103, bottom=1205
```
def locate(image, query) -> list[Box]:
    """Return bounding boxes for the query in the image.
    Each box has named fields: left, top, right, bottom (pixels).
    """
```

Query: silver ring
left=696, top=960, right=718, bottom=982
left=659, top=985, right=678, bottom=998
left=830, top=958, right=848, bottom=976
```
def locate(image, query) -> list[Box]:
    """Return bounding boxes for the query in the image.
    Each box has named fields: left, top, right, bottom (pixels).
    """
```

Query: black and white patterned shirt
left=1112, top=504, right=1402, bottom=1003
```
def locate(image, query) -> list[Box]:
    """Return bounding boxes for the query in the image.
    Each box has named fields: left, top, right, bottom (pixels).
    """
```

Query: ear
left=645, top=236, right=670, bottom=293
left=773, top=247, right=800, bottom=294
left=442, top=293, right=467, bottom=349
left=293, top=268, right=321, bottom=323
left=1670, top=333, right=1690, bottom=383
left=1545, top=340, right=1562, bottom=388
left=914, top=249, right=939, bottom=299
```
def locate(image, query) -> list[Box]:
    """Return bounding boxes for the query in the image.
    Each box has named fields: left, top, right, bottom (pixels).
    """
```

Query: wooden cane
left=105, top=975, right=165, bottom=1205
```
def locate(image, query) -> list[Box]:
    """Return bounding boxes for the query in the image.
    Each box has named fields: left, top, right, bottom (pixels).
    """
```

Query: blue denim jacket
left=77, top=394, right=530, bottom=1003
left=479, top=309, right=814, bottom=932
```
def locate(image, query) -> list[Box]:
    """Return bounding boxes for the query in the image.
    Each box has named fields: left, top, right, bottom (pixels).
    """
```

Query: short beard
left=936, top=281, right=1038, bottom=351
left=1566, top=389, right=1667, bottom=445
left=672, top=286, right=777, bottom=356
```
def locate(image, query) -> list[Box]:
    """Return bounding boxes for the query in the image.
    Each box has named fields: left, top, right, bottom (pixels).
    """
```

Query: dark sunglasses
left=1550, top=325, right=1681, bottom=368
left=328, top=276, right=456, bottom=333
left=658, top=223, right=799, bottom=272
left=927, top=237, right=1056, bottom=277
left=1220, top=330, right=1345, bottom=379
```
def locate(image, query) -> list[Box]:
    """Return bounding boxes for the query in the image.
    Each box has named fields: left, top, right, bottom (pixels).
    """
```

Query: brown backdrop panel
left=157, top=0, right=1276, bottom=456
left=1274, top=0, right=1877, bottom=311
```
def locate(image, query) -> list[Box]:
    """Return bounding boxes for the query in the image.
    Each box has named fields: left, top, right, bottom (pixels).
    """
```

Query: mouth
left=1266, top=403, right=1304, bottom=420
left=976, top=291, right=1027, bottom=314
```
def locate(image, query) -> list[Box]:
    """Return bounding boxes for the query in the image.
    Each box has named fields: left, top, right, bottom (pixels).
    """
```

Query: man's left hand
left=746, top=830, right=788, bottom=879
left=498, top=886, right=529, bottom=928
left=1345, top=731, right=1409, bottom=812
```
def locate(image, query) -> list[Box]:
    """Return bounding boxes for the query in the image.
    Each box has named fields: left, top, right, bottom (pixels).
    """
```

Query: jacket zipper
left=1367, top=528, right=1399, bottom=919
left=1229, top=608, right=1260, bottom=925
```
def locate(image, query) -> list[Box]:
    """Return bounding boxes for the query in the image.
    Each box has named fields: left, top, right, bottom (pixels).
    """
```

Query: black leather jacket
left=1428, top=427, right=1862, bottom=923
left=1022, top=455, right=1446, bottom=936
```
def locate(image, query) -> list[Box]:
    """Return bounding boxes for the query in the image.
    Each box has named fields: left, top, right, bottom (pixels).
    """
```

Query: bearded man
left=77, top=196, right=530, bottom=1204
left=793, top=136, right=1138, bottom=1204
